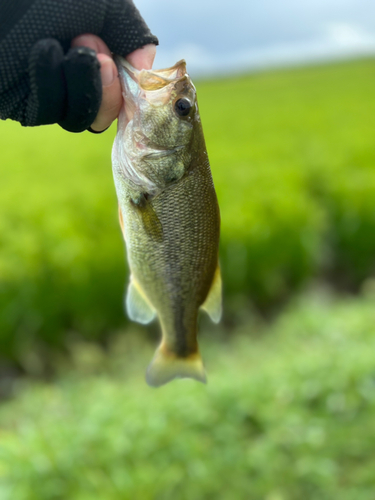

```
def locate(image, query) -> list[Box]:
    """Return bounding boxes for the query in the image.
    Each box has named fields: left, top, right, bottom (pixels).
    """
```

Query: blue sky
left=135, top=0, right=375, bottom=76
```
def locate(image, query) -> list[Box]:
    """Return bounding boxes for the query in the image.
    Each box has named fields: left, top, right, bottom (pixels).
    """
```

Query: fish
left=111, top=57, right=221, bottom=387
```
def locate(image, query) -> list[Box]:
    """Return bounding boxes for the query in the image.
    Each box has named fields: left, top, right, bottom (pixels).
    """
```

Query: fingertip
left=126, top=44, right=157, bottom=70
left=90, top=55, right=122, bottom=132
left=97, top=53, right=117, bottom=87
left=71, top=34, right=112, bottom=57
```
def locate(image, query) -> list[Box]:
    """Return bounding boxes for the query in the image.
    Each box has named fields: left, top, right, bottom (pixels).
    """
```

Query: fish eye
left=174, top=98, right=192, bottom=117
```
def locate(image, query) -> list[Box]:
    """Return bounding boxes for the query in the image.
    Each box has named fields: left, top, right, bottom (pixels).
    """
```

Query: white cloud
left=154, top=43, right=214, bottom=72
left=326, top=22, right=375, bottom=47
left=136, top=0, right=375, bottom=77
left=153, top=23, right=375, bottom=78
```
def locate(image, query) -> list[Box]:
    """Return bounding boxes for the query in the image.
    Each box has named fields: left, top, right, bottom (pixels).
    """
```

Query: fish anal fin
left=126, top=277, right=156, bottom=324
left=201, top=264, right=222, bottom=324
left=146, top=343, right=206, bottom=388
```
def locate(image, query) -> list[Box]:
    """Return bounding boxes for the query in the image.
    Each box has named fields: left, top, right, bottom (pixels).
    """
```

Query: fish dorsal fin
left=201, top=264, right=222, bottom=323
left=126, top=276, right=156, bottom=324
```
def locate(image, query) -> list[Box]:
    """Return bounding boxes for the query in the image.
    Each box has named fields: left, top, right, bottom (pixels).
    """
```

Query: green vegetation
left=0, top=290, right=375, bottom=499
left=1, top=59, right=375, bottom=499
left=200, top=58, right=375, bottom=301
left=1, top=58, right=375, bottom=365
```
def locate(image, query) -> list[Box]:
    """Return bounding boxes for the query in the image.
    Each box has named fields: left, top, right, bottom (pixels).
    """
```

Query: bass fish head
left=113, top=57, right=199, bottom=192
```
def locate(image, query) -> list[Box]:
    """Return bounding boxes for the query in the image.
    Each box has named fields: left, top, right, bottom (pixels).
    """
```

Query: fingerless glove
left=0, top=0, right=158, bottom=132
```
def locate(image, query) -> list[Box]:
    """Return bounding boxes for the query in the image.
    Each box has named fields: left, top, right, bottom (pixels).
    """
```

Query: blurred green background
left=1, top=59, right=375, bottom=498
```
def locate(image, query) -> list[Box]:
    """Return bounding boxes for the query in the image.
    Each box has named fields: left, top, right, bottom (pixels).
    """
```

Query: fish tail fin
left=146, top=343, right=207, bottom=388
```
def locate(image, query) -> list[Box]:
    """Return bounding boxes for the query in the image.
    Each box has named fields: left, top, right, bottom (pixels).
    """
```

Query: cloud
left=135, top=0, right=375, bottom=76
left=326, top=22, right=375, bottom=47
left=154, top=22, right=375, bottom=77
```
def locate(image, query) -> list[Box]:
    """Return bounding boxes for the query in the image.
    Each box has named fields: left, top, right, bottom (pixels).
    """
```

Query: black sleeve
left=0, top=0, right=158, bottom=132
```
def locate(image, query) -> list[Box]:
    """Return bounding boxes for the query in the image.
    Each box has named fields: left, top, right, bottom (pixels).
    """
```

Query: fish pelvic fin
left=146, top=344, right=207, bottom=388
left=201, top=263, right=222, bottom=323
left=126, top=276, right=156, bottom=324
left=118, top=205, right=125, bottom=238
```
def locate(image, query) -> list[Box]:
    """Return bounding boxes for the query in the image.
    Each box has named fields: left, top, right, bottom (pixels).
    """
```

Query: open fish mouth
left=116, top=57, right=188, bottom=91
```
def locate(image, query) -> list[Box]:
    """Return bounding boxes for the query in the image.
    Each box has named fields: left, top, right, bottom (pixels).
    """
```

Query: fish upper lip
left=116, top=57, right=188, bottom=91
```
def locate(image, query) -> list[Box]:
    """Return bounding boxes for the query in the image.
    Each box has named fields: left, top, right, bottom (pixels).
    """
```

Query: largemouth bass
left=112, top=58, right=221, bottom=387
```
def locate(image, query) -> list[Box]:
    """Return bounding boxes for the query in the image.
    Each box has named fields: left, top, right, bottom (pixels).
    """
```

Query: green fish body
left=112, top=59, right=221, bottom=387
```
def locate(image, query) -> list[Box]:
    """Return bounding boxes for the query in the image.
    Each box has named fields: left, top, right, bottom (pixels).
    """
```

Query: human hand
left=72, top=35, right=156, bottom=132
left=0, top=0, right=158, bottom=133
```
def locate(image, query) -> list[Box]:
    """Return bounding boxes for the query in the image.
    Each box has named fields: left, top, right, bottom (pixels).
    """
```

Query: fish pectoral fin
left=140, top=203, right=163, bottom=242
left=126, top=277, right=156, bottom=324
left=131, top=194, right=163, bottom=242
left=201, top=264, right=222, bottom=324
left=146, top=344, right=206, bottom=388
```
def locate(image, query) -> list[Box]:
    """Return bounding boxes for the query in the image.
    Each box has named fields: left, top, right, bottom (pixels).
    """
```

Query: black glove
left=0, top=0, right=158, bottom=132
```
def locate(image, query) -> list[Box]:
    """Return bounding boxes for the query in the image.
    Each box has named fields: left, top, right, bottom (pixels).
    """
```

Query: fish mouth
left=115, top=57, right=188, bottom=91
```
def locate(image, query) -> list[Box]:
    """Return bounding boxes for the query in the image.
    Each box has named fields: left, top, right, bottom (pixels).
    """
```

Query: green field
left=1, top=58, right=375, bottom=367
left=0, top=290, right=375, bottom=499
left=1, top=58, right=375, bottom=499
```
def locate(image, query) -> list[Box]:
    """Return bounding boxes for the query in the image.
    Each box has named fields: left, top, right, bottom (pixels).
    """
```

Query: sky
left=135, top=0, right=375, bottom=76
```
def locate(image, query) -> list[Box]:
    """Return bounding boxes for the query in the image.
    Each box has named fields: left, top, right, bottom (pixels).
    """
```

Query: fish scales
left=127, top=157, right=219, bottom=354
left=112, top=58, right=221, bottom=387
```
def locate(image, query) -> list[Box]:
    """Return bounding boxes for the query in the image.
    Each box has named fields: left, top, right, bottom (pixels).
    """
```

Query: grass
left=198, top=58, right=375, bottom=297
left=0, top=289, right=374, bottom=499
left=0, top=58, right=375, bottom=365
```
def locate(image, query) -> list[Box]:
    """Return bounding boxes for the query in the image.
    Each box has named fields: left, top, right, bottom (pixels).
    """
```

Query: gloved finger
left=71, top=34, right=121, bottom=132
left=26, top=38, right=66, bottom=126
left=89, top=54, right=122, bottom=132
left=58, top=46, right=102, bottom=133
